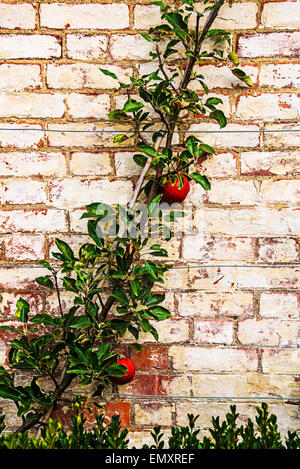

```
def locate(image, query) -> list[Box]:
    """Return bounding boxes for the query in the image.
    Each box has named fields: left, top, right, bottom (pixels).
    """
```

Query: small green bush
left=0, top=401, right=298, bottom=449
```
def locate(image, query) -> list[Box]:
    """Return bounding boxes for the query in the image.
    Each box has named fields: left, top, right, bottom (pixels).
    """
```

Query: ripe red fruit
left=160, top=174, right=190, bottom=204
left=109, top=358, right=135, bottom=385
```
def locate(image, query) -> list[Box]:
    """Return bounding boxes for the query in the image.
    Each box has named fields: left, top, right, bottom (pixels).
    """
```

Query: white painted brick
left=0, top=93, right=65, bottom=118
left=240, top=151, right=300, bottom=176
left=0, top=152, right=66, bottom=177
left=260, top=180, right=300, bottom=204
left=187, top=123, right=260, bottom=148
left=133, top=5, right=162, bottom=29
left=236, top=93, right=300, bottom=121
left=193, top=319, right=234, bottom=345
left=0, top=124, right=44, bottom=149
left=0, top=3, right=35, bottom=29
left=195, top=207, right=300, bottom=236
left=0, top=267, right=48, bottom=289
left=262, top=349, right=300, bottom=374
left=66, top=93, right=110, bottom=119
left=47, top=64, right=132, bottom=89
left=194, top=2, right=258, bottom=30
left=207, top=180, right=258, bottom=205
left=264, top=123, right=300, bottom=148
left=190, top=64, right=258, bottom=90
left=169, top=346, right=258, bottom=372
left=3, top=179, right=47, bottom=205
left=260, top=63, right=300, bottom=89
left=177, top=291, right=254, bottom=318
left=0, top=209, right=68, bottom=233
left=238, top=32, right=300, bottom=58
left=49, top=178, right=133, bottom=208
left=4, top=234, right=45, bottom=261
left=115, top=152, right=141, bottom=177
left=0, top=64, right=42, bottom=91
left=257, top=238, right=299, bottom=263
left=66, top=34, right=108, bottom=60
left=182, top=235, right=255, bottom=262
left=69, top=152, right=112, bottom=176
left=239, top=318, right=300, bottom=347
left=47, top=123, right=134, bottom=148
left=199, top=151, right=238, bottom=177
left=110, top=34, right=153, bottom=61
left=260, top=293, right=300, bottom=319
left=40, top=3, right=129, bottom=29
left=0, top=35, right=61, bottom=59
left=261, top=2, right=300, bottom=29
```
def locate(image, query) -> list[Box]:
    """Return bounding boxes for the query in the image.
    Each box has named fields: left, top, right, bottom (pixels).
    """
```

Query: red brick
left=130, top=346, right=169, bottom=371
left=104, top=401, right=131, bottom=427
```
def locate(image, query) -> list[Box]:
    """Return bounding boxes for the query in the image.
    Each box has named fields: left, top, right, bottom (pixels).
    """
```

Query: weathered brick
left=0, top=209, right=68, bottom=233
left=237, top=32, right=300, bottom=58
left=0, top=152, right=67, bottom=177
left=0, top=124, right=44, bottom=149
left=0, top=92, right=65, bottom=118
left=193, top=319, right=235, bottom=345
left=4, top=234, right=45, bottom=261
left=49, top=178, right=133, bottom=208
left=104, top=402, right=131, bottom=428
left=182, top=235, right=255, bottom=262
left=236, top=93, right=300, bottom=121
left=169, top=346, right=258, bottom=372
left=130, top=346, right=169, bottom=371
left=0, top=35, right=61, bottom=59
left=264, top=122, right=300, bottom=147
left=0, top=3, right=35, bottom=29
left=126, top=318, right=190, bottom=344
left=0, top=291, right=44, bottom=319
left=207, top=180, right=258, bottom=205
left=114, top=152, right=141, bottom=177
left=260, top=63, right=300, bottom=89
left=0, top=267, right=47, bottom=290
left=177, top=291, right=254, bottom=318
left=66, top=34, right=108, bottom=60
left=262, top=349, right=300, bottom=374
left=69, top=152, right=113, bottom=176
left=188, top=266, right=300, bottom=290
left=191, top=64, right=258, bottom=90
left=187, top=123, right=260, bottom=148
left=47, top=64, right=132, bottom=89
left=110, top=34, right=153, bottom=61
left=257, top=238, right=299, bottom=263
left=134, top=402, right=173, bottom=426
left=199, top=151, right=238, bottom=177
left=260, top=293, right=300, bottom=319
left=3, top=179, right=47, bottom=204
left=240, top=150, right=300, bottom=176
left=238, top=318, right=300, bottom=347
left=194, top=2, right=258, bottom=30
left=260, top=180, right=300, bottom=204
left=66, top=93, right=110, bottom=119
left=0, top=64, right=42, bottom=91
left=261, top=2, right=300, bottom=29
left=195, top=207, right=300, bottom=236
left=46, top=123, right=134, bottom=148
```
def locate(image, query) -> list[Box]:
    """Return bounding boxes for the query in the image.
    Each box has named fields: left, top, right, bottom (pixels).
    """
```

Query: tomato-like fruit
left=160, top=174, right=190, bottom=204
left=109, top=358, right=135, bottom=385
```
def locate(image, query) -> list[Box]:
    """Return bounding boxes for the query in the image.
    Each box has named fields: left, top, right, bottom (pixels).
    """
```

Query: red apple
left=109, top=358, right=135, bottom=385
left=160, top=174, right=190, bottom=204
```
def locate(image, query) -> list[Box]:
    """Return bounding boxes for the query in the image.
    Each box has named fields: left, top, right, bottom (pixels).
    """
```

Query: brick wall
left=0, top=1, right=299, bottom=441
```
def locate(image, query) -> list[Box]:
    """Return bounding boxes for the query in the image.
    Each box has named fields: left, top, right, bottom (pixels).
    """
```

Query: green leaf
left=0, top=384, right=21, bottom=402
left=232, top=68, right=253, bottom=87
left=141, top=33, right=153, bottom=43
left=63, top=277, right=79, bottom=293
left=109, top=109, right=128, bottom=121
left=87, top=220, right=104, bottom=248
left=190, top=173, right=211, bottom=190
left=70, top=315, right=91, bottom=329
left=113, top=134, right=129, bottom=143
left=140, top=319, right=159, bottom=341
left=133, top=153, right=148, bottom=167
left=16, top=298, right=30, bottom=323
left=110, top=290, right=129, bottom=306
left=30, top=314, right=57, bottom=326
left=150, top=306, right=171, bottom=321
left=206, top=97, right=223, bottom=107
left=145, top=261, right=159, bottom=279
left=123, top=99, right=144, bottom=113
left=228, top=51, right=239, bottom=66
left=211, top=109, right=227, bottom=128
left=199, top=143, right=215, bottom=154
left=148, top=194, right=162, bottom=216
left=36, top=275, right=54, bottom=290
left=0, top=325, right=23, bottom=334
left=55, top=238, right=75, bottom=261
left=109, top=319, right=129, bottom=337
left=139, top=145, right=159, bottom=158
left=99, top=68, right=118, bottom=80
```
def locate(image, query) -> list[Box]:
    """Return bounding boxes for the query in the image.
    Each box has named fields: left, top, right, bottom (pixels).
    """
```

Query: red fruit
left=160, top=174, right=190, bottom=204
left=109, top=358, right=135, bottom=385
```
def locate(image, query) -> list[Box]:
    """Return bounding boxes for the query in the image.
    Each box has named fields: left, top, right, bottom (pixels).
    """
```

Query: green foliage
left=0, top=403, right=298, bottom=449
left=141, top=404, right=300, bottom=450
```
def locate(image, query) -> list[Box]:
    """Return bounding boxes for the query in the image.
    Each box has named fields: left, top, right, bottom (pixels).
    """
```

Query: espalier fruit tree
left=0, top=0, right=252, bottom=434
